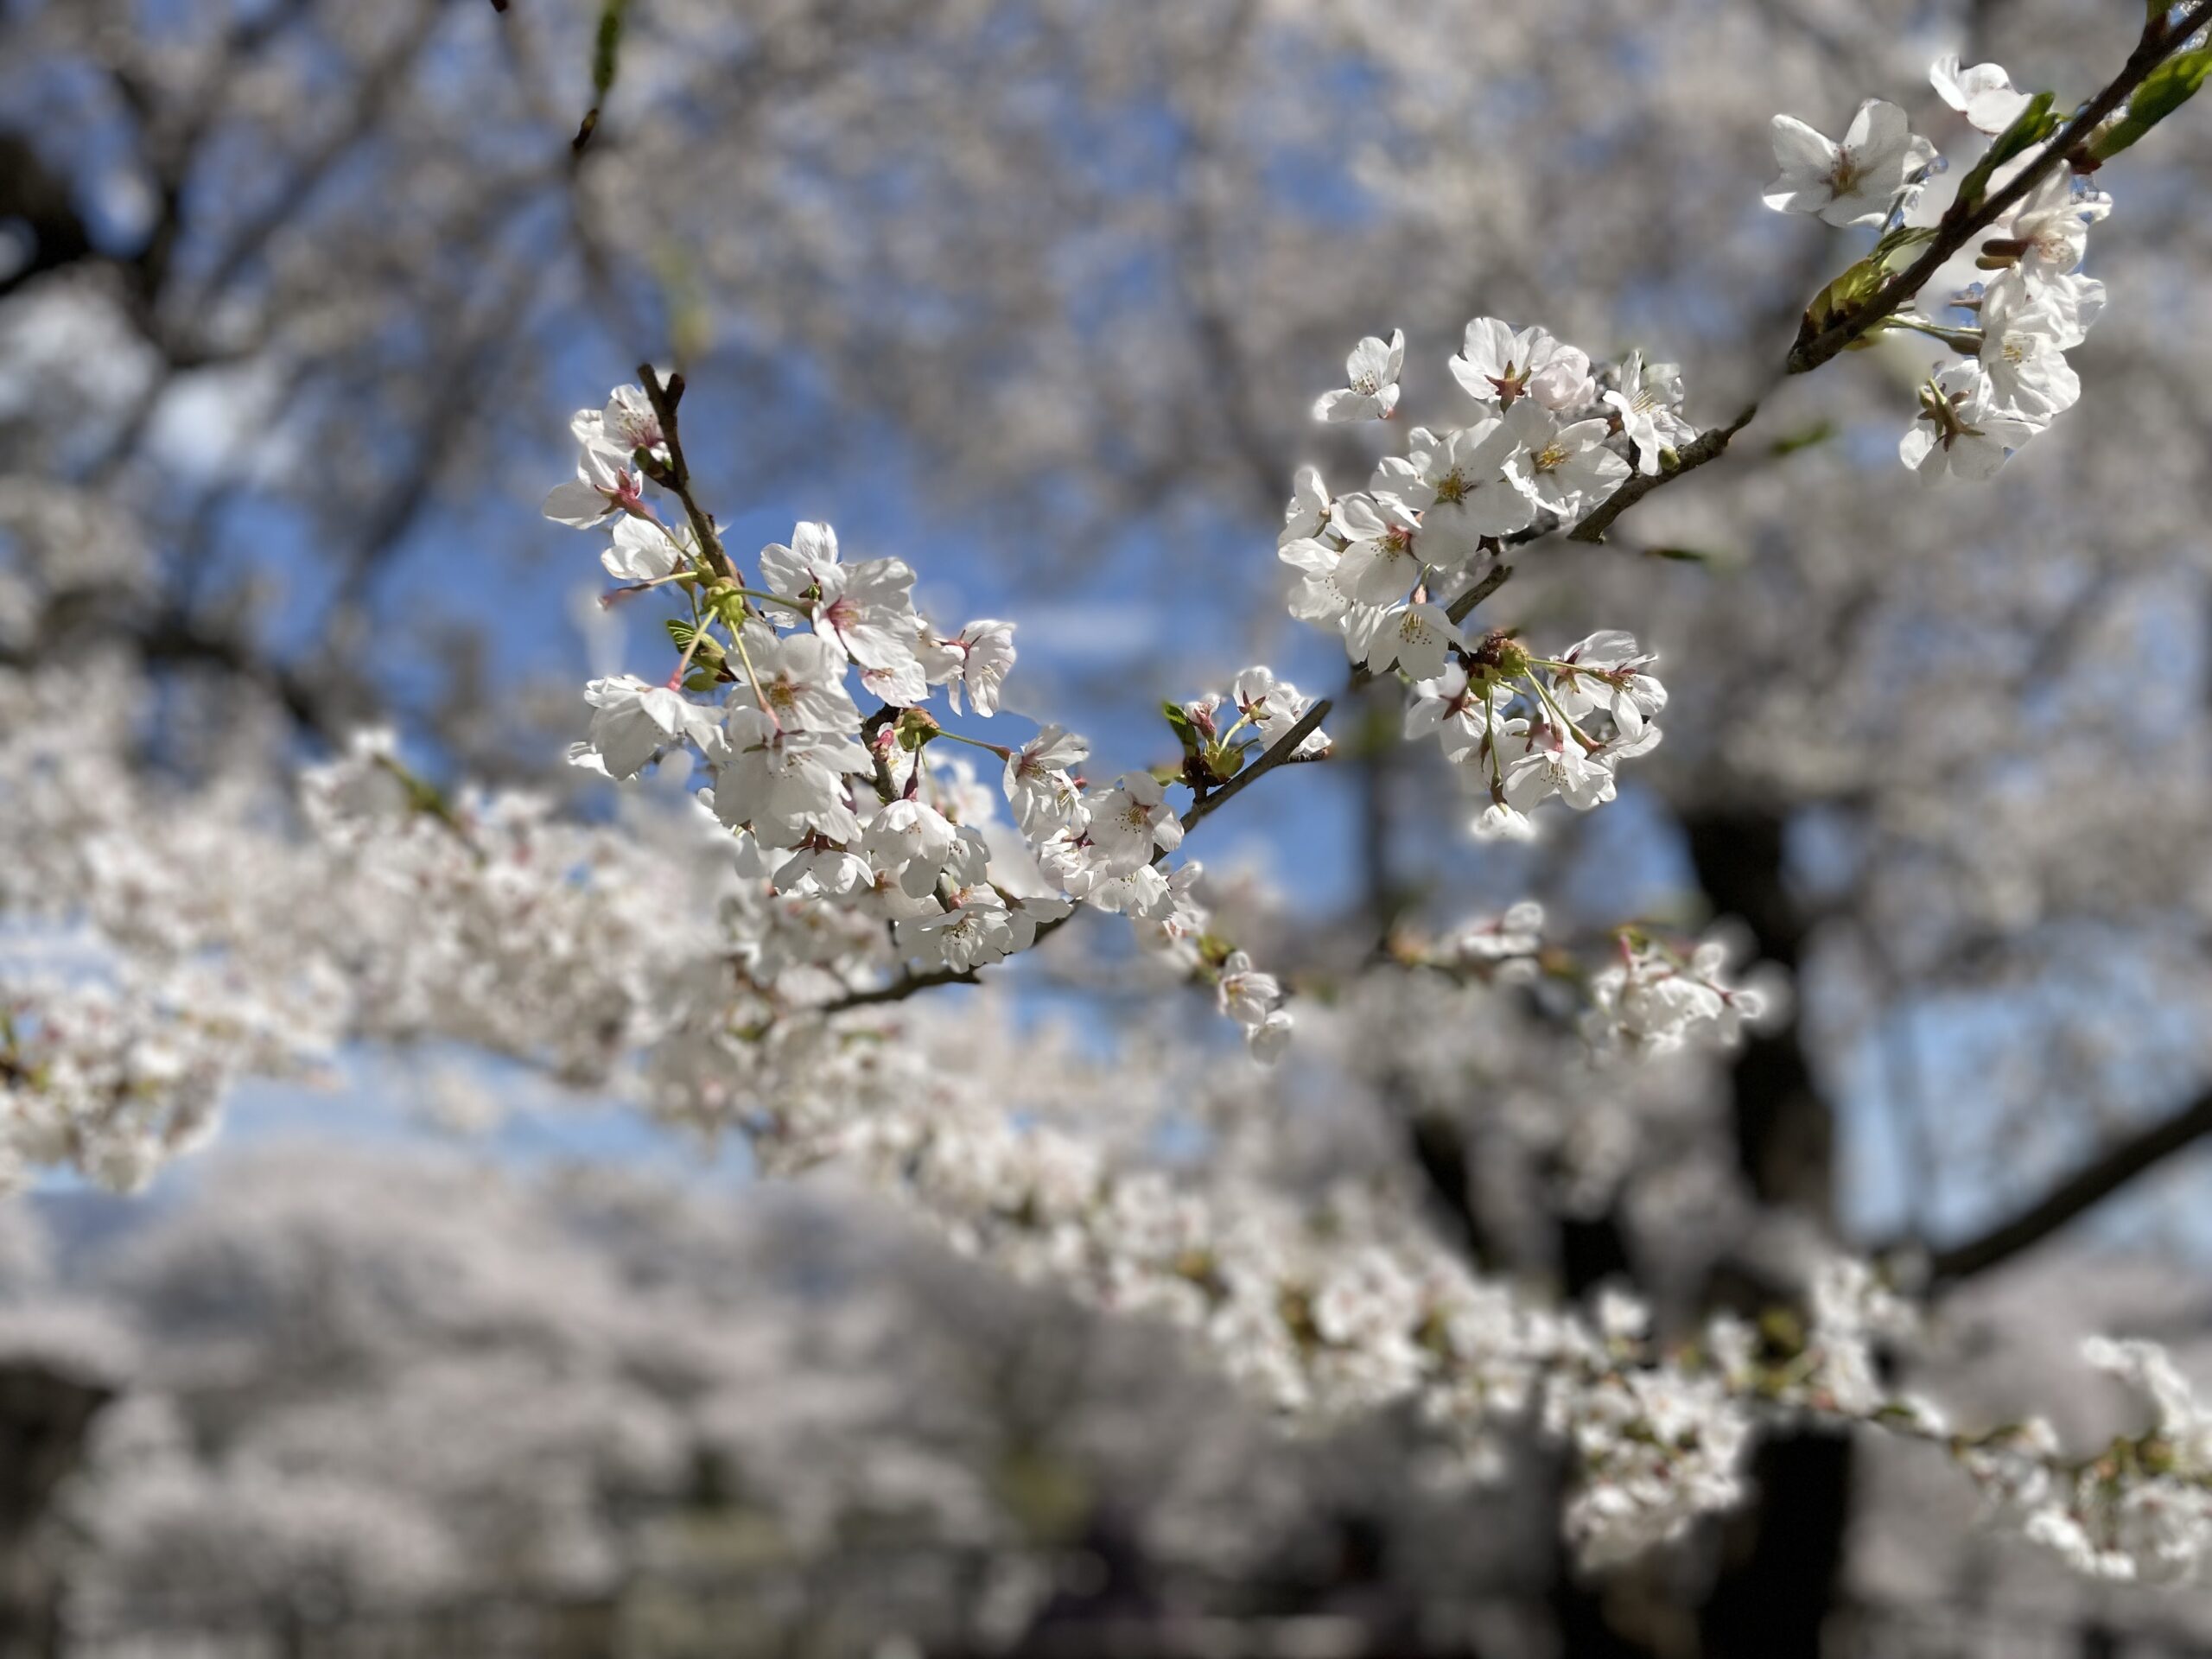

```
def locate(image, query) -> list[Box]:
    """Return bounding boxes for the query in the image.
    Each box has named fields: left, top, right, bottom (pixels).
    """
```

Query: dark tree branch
left=1565, top=407, right=1759, bottom=546
left=1927, top=1087, right=2212, bottom=1285
left=817, top=963, right=982, bottom=1014
left=1789, top=0, right=2212, bottom=374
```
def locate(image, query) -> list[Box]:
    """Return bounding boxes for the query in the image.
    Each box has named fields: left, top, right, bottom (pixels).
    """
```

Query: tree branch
left=638, top=365, right=735, bottom=582
left=1789, top=0, right=2212, bottom=375
left=1566, top=407, right=1760, bottom=546
left=1926, top=1087, right=2212, bottom=1284
left=817, top=963, right=982, bottom=1014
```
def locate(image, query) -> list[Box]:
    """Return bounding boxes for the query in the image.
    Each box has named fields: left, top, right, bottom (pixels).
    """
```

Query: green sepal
left=2090, top=45, right=2212, bottom=160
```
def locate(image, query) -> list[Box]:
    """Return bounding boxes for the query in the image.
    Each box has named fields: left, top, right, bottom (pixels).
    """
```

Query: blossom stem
left=928, top=728, right=1014, bottom=760
left=1891, top=315, right=1984, bottom=353
left=724, top=620, right=779, bottom=722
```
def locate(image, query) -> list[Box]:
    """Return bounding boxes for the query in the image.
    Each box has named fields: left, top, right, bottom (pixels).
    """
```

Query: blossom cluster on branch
left=9, top=2, right=2212, bottom=1594
left=1767, top=54, right=2126, bottom=479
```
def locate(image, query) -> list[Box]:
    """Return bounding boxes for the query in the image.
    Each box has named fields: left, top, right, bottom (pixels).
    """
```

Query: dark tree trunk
left=1682, top=805, right=1853, bottom=1659
left=0, top=1361, right=112, bottom=1659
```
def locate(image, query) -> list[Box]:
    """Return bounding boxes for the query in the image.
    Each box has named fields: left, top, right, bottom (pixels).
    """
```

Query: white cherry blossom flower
left=1216, top=950, right=1280, bottom=1028
left=733, top=632, right=861, bottom=734
left=1929, top=56, right=2031, bottom=135
left=707, top=706, right=873, bottom=843
left=1279, top=536, right=1358, bottom=624
left=918, top=619, right=1016, bottom=716
left=601, top=517, right=685, bottom=584
left=1349, top=601, right=1459, bottom=681
left=1900, top=359, right=2040, bottom=483
left=1450, top=319, right=1595, bottom=412
left=1603, top=353, right=1695, bottom=476
left=581, top=676, right=717, bottom=780
left=1230, top=668, right=1330, bottom=760
left=1547, top=631, right=1667, bottom=739
left=1503, top=720, right=1615, bottom=814
left=1333, top=493, right=1427, bottom=604
left=1313, top=329, right=1404, bottom=422
left=898, top=889, right=1015, bottom=972
left=1084, top=772, right=1184, bottom=874
left=1995, top=166, right=2112, bottom=277
left=1979, top=271, right=2082, bottom=420
left=572, top=384, right=667, bottom=465
left=1079, top=861, right=1176, bottom=918
left=758, top=524, right=928, bottom=681
left=1247, top=1008, right=1294, bottom=1063
left=1280, top=465, right=1331, bottom=545
left=758, top=520, right=843, bottom=602
left=1403, top=419, right=1536, bottom=556
left=1470, top=801, right=1538, bottom=842
left=862, top=798, right=959, bottom=899
left=1004, top=724, right=1090, bottom=836
left=1505, top=401, right=1630, bottom=518
left=1002, top=891, right=1072, bottom=952
left=1764, top=99, right=1936, bottom=227
left=543, top=443, right=648, bottom=528
left=1404, top=664, right=1505, bottom=765
left=2020, top=269, right=2106, bottom=349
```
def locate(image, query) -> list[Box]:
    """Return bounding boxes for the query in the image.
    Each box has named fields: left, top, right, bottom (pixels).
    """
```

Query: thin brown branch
left=1566, top=407, right=1760, bottom=546
left=1182, top=677, right=1355, bottom=834
left=638, top=364, right=735, bottom=582
left=817, top=963, right=982, bottom=1014
left=1445, top=560, right=1516, bottom=626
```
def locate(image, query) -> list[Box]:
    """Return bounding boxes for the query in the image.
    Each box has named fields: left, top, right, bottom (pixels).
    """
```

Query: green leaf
left=1161, top=699, right=1201, bottom=758
left=591, top=0, right=628, bottom=98
left=1950, top=91, right=2062, bottom=213
left=572, top=0, right=629, bottom=153
left=1799, top=225, right=1938, bottom=338
left=1643, top=545, right=1719, bottom=563
left=1767, top=420, right=1836, bottom=458
left=2091, top=45, right=2212, bottom=160
left=1205, top=741, right=1246, bottom=783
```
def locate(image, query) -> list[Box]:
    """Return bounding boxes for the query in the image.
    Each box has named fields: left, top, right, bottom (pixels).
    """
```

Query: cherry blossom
left=1450, top=318, right=1596, bottom=412
left=1929, top=56, right=2031, bottom=135
left=1313, top=329, right=1405, bottom=422
left=1764, top=99, right=1936, bottom=228
left=1901, top=360, right=2041, bottom=483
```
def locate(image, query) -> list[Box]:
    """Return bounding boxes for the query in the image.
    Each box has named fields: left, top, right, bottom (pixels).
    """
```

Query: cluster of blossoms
left=548, top=382, right=1302, bottom=1059
left=1584, top=930, right=1771, bottom=1057
left=1959, top=1336, right=2212, bottom=1583
left=1405, top=626, right=1667, bottom=842
left=1289, top=321, right=1683, bottom=836
left=1764, top=57, right=2112, bottom=481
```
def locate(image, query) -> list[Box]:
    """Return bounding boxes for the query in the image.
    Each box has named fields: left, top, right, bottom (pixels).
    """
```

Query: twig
left=1445, top=561, right=1516, bottom=626
left=819, top=963, right=982, bottom=1014
left=1566, top=408, right=1759, bottom=546
left=637, top=364, right=736, bottom=583
left=1183, top=678, right=1354, bottom=834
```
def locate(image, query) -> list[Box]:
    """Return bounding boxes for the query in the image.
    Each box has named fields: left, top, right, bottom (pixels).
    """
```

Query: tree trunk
left=1682, top=805, right=1852, bottom=1659
left=0, top=1360, right=112, bottom=1659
